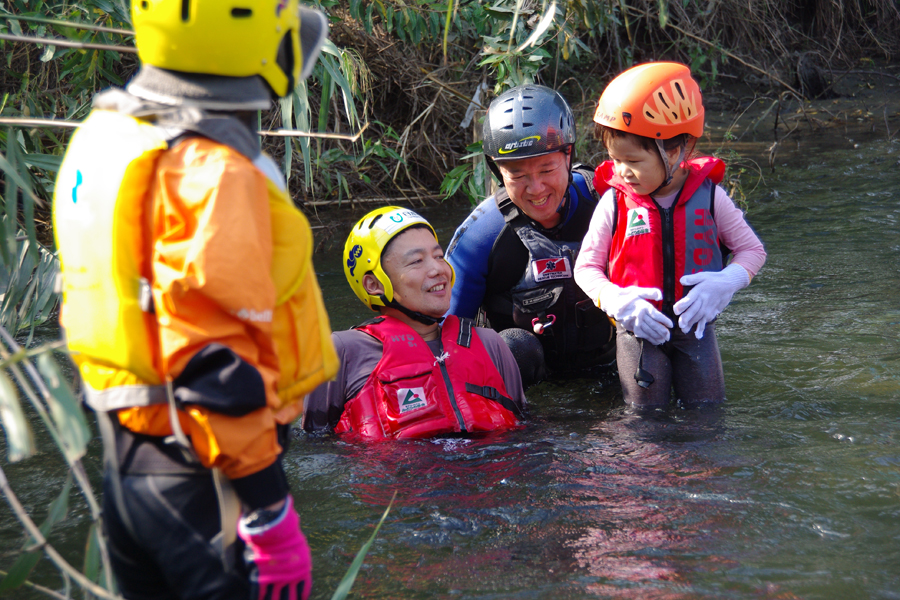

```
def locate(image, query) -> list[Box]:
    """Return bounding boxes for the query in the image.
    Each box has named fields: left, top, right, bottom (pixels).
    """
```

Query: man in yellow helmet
left=52, top=1, right=336, bottom=599
left=302, top=207, right=527, bottom=439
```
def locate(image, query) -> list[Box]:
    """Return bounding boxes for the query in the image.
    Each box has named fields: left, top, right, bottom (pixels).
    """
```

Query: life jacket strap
left=464, top=382, right=522, bottom=419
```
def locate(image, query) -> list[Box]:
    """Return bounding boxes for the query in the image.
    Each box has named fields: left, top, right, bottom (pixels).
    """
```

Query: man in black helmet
left=445, top=84, right=616, bottom=387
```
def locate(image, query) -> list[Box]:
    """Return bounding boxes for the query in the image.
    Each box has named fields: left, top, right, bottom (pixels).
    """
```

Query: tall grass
left=3, top=0, right=899, bottom=212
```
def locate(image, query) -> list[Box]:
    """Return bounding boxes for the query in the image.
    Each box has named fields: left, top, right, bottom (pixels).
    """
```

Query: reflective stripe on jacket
left=335, top=315, right=520, bottom=440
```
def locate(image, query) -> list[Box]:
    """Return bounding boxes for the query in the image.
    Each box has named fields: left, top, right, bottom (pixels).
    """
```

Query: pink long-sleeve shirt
left=574, top=177, right=767, bottom=304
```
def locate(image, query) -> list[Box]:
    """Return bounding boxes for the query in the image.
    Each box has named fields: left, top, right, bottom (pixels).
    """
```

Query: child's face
left=606, top=135, right=666, bottom=196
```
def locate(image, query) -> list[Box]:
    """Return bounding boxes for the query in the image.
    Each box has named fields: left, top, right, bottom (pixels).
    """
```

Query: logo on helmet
left=347, top=244, right=364, bottom=276
left=498, top=135, right=541, bottom=154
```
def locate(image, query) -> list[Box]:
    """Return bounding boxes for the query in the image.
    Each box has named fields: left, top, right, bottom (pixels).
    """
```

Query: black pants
left=102, top=469, right=250, bottom=600
left=616, top=321, right=726, bottom=408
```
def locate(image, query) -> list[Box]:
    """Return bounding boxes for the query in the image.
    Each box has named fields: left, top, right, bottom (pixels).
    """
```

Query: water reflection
left=293, top=407, right=756, bottom=599
left=4, top=131, right=900, bottom=599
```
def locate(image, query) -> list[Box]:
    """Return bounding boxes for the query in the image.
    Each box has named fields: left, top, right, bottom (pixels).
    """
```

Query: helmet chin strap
left=380, top=295, right=445, bottom=326
left=649, top=139, right=686, bottom=197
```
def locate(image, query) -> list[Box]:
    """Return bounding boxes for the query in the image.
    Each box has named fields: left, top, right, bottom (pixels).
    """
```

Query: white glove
left=673, top=264, right=750, bottom=339
left=599, top=285, right=672, bottom=346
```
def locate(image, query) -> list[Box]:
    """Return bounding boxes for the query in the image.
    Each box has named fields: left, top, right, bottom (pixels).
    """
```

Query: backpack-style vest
left=53, top=109, right=338, bottom=423
left=335, top=315, right=521, bottom=440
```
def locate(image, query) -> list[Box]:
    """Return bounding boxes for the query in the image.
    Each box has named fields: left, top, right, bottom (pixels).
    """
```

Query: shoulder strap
left=571, top=164, right=600, bottom=205
left=609, top=188, right=620, bottom=240
left=456, top=317, right=474, bottom=348
left=352, top=316, right=385, bottom=330
left=707, top=180, right=734, bottom=261
left=495, top=187, right=521, bottom=224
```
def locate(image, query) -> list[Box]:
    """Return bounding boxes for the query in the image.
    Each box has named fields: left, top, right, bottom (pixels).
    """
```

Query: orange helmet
left=593, top=62, right=704, bottom=140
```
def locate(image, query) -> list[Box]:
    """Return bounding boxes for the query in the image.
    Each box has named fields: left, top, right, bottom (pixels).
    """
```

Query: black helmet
left=483, top=84, right=576, bottom=162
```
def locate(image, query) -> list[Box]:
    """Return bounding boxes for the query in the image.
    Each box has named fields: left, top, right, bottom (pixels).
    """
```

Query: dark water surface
left=2, top=127, right=899, bottom=599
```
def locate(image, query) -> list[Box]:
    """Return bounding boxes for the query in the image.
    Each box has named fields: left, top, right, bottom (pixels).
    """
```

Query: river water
left=2, top=122, right=899, bottom=599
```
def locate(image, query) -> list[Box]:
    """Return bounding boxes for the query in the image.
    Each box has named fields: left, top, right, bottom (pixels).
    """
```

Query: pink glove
left=238, top=495, right=312, bottom=600
left=673, top=264, right=750, bottom=339
left=599, top=285, right=672, bottom=346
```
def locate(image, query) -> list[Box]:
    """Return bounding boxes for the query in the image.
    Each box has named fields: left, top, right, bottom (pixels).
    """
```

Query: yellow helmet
left=343, top=206, right=454, bottom=311
left=132, top=0, right=327, bottom=98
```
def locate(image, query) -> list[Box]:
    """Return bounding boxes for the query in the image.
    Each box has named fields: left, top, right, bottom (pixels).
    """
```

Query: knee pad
left=499, top=328, right=548, bottom=389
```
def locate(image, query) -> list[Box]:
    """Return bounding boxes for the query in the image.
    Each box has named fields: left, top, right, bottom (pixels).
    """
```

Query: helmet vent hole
left=674, top=82, right=685, bottom=100
left=231, top=7, right=253, bottom=17
left=140, top=0, right=148, bottom=8
left=657, top=92, right=670, bottom=109
left=369, top=215, right=383, bottom=229
left=181, top=0, right=190, bottom=21
left=501, top=124, right=514, bottom=130
left=523, top=122, right=534, bottom=128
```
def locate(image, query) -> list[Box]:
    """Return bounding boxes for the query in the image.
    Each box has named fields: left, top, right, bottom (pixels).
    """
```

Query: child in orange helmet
left=574, top=62, right=766, bottom=409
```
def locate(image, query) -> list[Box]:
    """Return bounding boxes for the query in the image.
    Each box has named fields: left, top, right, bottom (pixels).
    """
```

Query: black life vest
left=483, top=166, right=615, bottom=373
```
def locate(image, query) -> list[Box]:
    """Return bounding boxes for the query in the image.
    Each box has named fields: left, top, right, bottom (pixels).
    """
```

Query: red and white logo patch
left=398, top=387, right=428, bottom=413
left=625, top=207, right=651, bottom=238
left=531, top=257, right=572, bottom=282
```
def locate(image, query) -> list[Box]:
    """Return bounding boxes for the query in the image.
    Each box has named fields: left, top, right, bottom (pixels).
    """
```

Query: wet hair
left=594, top=124, right=697, bottom=162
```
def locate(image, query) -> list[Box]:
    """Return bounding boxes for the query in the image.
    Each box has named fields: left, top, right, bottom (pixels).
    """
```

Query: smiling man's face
left=497, top=150, right=570, bottom=229
left=380, top=227, right=453, bottom=319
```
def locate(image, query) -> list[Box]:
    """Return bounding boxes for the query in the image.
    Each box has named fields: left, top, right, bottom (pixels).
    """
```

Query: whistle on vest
left=531, top=314, right=556, bottom=335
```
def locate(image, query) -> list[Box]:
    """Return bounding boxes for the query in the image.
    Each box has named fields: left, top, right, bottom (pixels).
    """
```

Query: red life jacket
left=335, top=315, right=522, bottom=440
left=593, top=157, right=727, bottom=311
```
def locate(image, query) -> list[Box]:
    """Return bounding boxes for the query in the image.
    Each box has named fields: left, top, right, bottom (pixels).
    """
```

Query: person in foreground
left=574, top=61, right=767, bottom=409
left=445, top=84, right=615, bottom=387
left=302, top=206, right=527, bottom=439
left=52, top=1, right=338, bottom=599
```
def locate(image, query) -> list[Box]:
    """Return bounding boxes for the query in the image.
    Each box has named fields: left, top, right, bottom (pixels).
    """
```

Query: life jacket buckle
left=531, top=314, right=556, bottom=335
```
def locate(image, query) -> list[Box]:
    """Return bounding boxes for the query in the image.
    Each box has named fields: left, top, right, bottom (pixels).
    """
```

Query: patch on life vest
left=531, top=256, right=572, bottom=282
left=625, top=207, right=651, bottom=237
left=398, top=387, right=428, bottom=413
